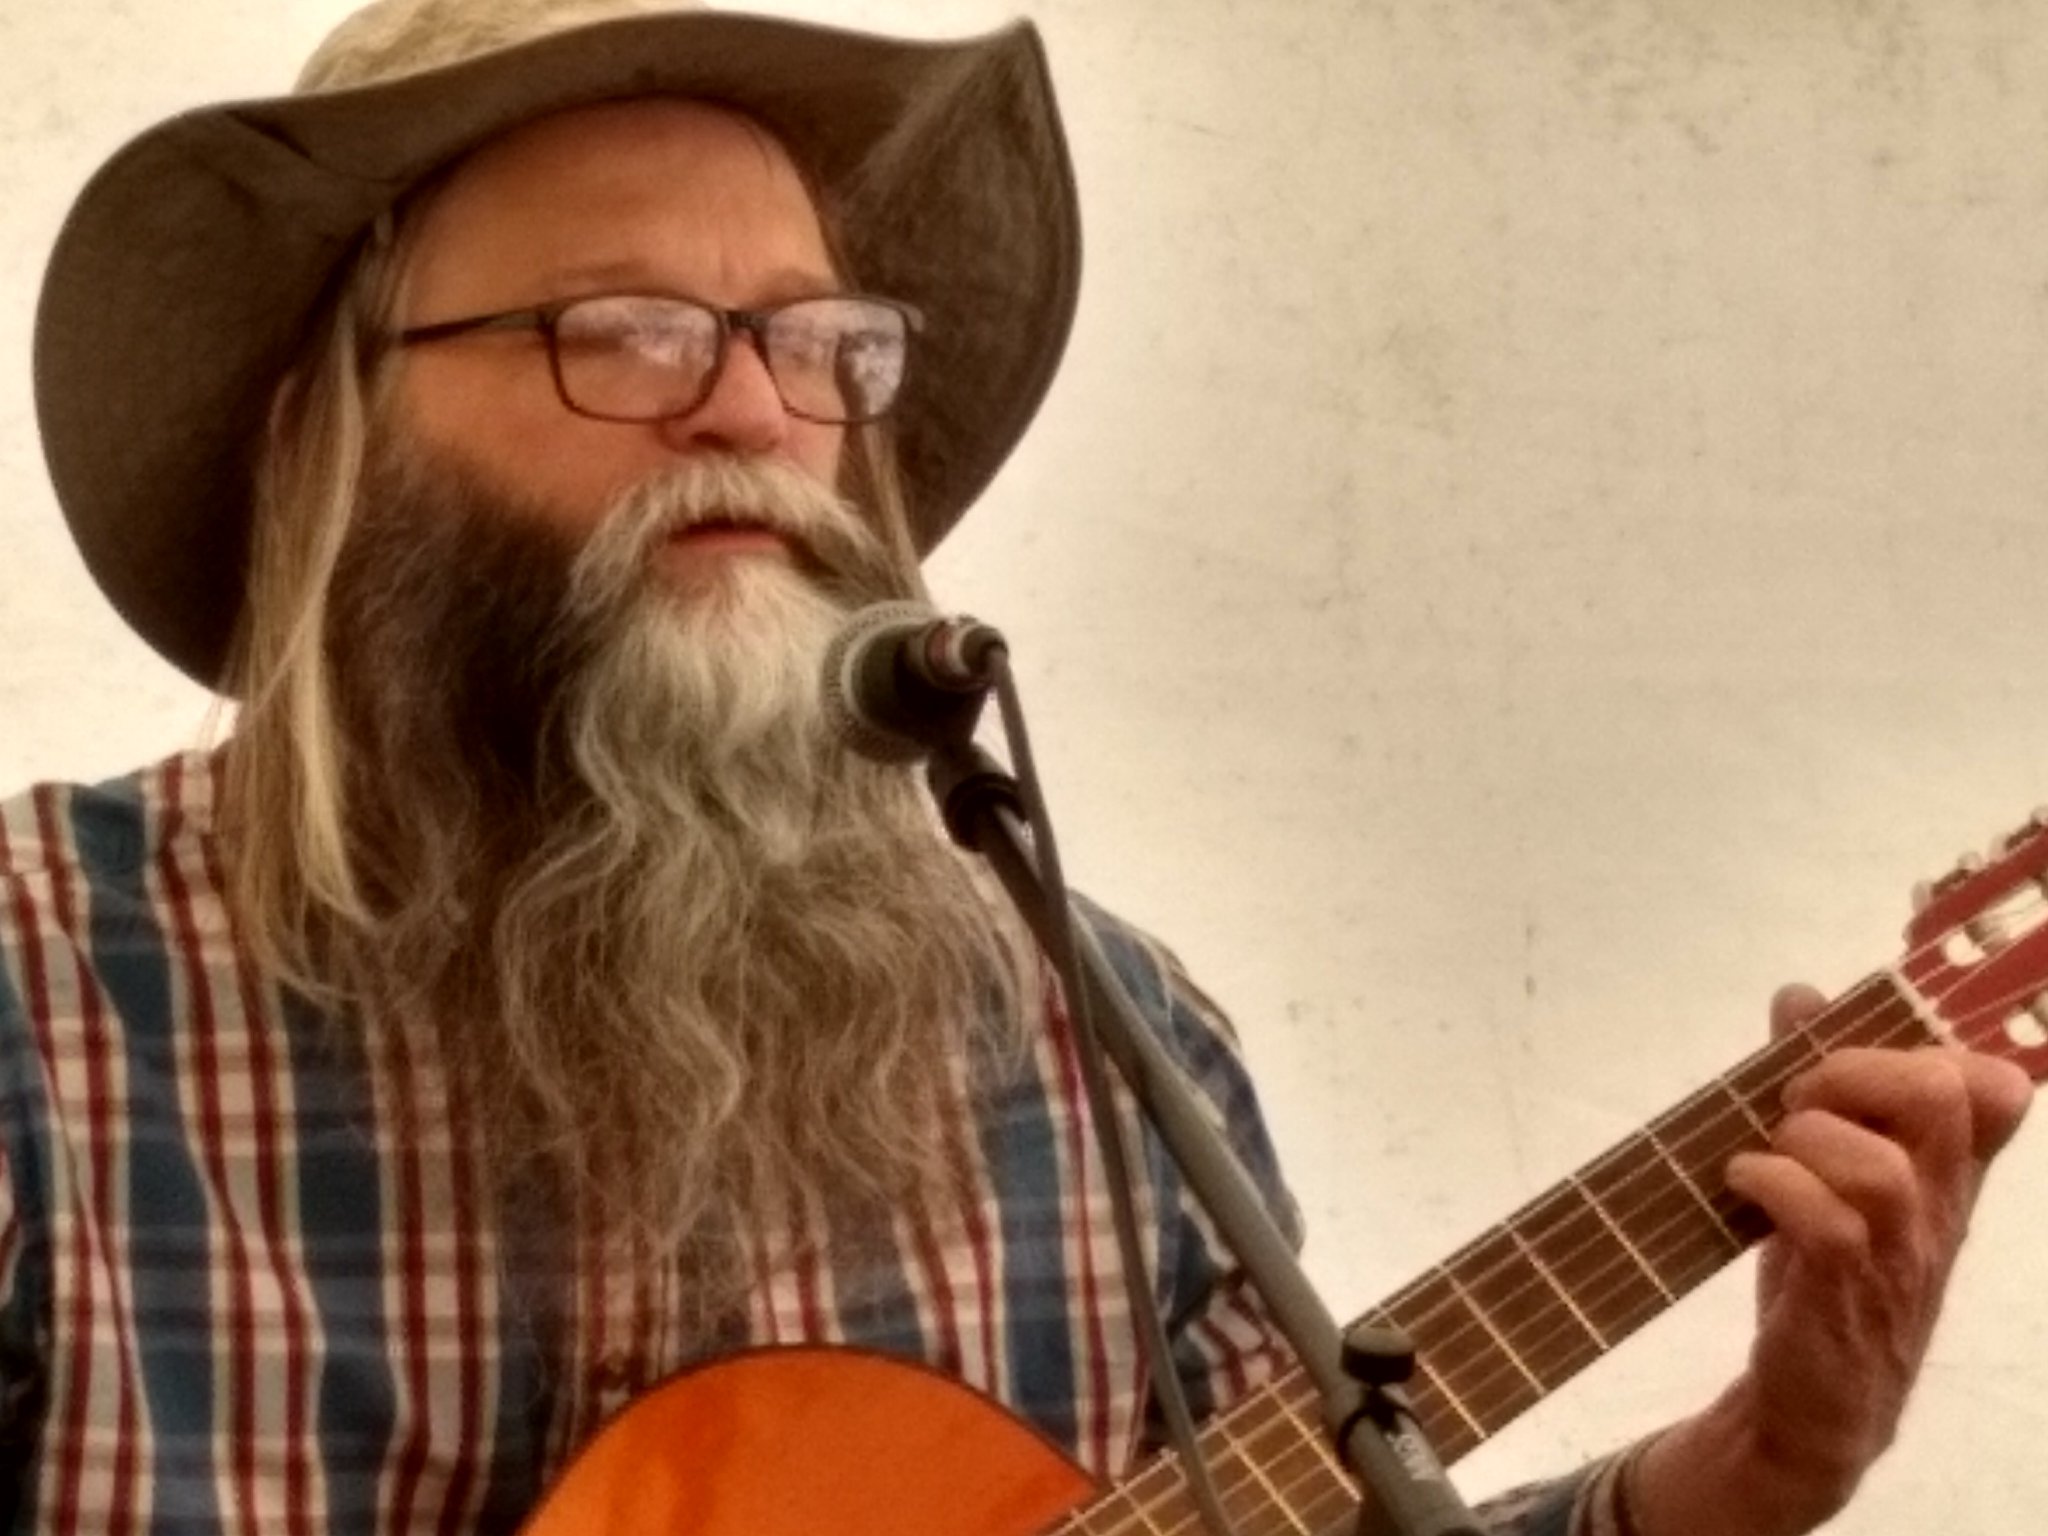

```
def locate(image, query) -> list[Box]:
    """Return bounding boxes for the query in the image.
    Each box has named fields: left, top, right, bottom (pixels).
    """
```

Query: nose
left=655, top=331, right=789, bottom=456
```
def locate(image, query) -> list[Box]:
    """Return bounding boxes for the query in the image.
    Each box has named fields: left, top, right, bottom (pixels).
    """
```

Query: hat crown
left=299, top=0, right=693, bottom=92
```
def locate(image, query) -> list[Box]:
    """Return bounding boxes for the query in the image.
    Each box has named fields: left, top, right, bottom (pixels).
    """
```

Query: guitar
left=521, top=818, right=2048, bottom=1536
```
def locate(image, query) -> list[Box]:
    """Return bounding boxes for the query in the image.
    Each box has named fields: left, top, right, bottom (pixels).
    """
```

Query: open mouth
left=656, top=516, right=806, bottom=575
left=667, top=515, right=788, bottom=545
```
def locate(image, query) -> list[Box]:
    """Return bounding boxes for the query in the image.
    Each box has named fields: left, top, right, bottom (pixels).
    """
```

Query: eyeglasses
left=396, top=292, right=923, bottom=426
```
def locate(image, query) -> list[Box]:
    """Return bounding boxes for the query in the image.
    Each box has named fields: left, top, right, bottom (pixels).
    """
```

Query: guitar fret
left=1723, top=1056, right=1808, bottom=1147
left=1260, top=1385, right=1385, bottom=1535
left=1591, top=1127, right=1744, bottom=1300
left=1510, top=1190, right=1666, bottom=1356
left=1203, top=1401, right=1345, bottom=1536
left=1567, top=1172, right=1676, bottom=1303
left=1784, top=1021, right=1829, bottom=1065
left=1824, top=974, right=1921, bottom=1050
left=1159, top=1400, right=1309, bottom=1536
left=1457, top=1224, right=1608, bottom=1390
left=1386, top=1272, right=1540, bottom=1439
left=1234, top=1393, right=1351, bottom=1517
left=1276, top=1387, right=1356, bottom=1492
left=1682, top=1080, right=1777, bottom=1254
left=1092, top=1479, right=1172, bottom=1536
left=1440, top=1267, right=1546, bottom=1396
left=1214, top=1415, right=1313, bottom=1536
left=1505, top=1224, right=1609, bottom=1350
left=1405, top=1344, right=1487, bottom=1448
left=1641, top=1127, right=1743, bottom=1254
left=1713, top=1077, right=1771, bottom=1139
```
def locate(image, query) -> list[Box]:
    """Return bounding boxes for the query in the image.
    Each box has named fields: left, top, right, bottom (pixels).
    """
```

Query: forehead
left=399, top=97, right=836, bottom=303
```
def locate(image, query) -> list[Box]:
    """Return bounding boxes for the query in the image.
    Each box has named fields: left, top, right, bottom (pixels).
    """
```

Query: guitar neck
left=1362, top=971, right=1929, bottom=1457
left=1071, top=971, right=1936, bottom=1536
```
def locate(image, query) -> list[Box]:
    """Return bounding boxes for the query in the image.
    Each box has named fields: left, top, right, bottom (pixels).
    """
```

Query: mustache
left=570, top=453, right=905, bottom=612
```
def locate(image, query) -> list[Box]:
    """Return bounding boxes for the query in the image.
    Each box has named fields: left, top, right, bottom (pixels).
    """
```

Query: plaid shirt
left=0, top=752, right=1614, bottom=1534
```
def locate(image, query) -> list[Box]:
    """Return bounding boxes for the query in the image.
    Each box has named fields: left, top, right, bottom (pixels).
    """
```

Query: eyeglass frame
left=393, top=290, right=926, bottom=426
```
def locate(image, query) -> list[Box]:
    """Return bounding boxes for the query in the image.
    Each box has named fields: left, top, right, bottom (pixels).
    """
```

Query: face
left=393, top=98, right=849, bottom=588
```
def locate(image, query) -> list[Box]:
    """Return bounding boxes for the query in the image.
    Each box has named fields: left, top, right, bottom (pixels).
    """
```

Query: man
left=0, top=0, right=2029, bottom=1532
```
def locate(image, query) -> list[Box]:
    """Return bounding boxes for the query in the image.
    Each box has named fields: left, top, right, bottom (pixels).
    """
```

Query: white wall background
left=5, top=0, right=2048, bottom=1527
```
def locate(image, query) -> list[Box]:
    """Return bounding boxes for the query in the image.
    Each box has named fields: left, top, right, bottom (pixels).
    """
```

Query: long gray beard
left=323, top=444, right=1030, bottom=1303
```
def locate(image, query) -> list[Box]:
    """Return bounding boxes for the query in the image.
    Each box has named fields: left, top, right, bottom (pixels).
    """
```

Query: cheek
left=791, top=420, right=847, bottom=489
left=398, top=349, right=555, bottom=443
left=395, top=356, right=668, bottom=530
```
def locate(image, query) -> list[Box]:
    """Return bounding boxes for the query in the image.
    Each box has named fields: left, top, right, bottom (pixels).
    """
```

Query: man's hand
left=1628, top=984, right=2033, bottom=1536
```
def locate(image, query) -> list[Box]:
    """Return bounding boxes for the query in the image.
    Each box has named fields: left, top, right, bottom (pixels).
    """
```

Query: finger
left=1950, top=1048, right=2034, bottom=1160
left=1771, top=983, right=1829, bottom=1040
left=1781, top=1048, right=1975, bottom=1170
left=1785, top=1045, right=2030, bottom=1166
left=1726, top=1147, right=1873, bottom=1262
left=1764, top=1107, right=1926, bottom=1247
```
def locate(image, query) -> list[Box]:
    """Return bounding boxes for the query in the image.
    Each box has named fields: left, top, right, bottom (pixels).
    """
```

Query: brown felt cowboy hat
left=33, top=0, right=1081, bottom=688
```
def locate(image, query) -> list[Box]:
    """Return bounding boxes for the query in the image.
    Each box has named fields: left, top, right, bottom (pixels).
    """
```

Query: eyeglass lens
left=551, top=295, right=910, bottom=423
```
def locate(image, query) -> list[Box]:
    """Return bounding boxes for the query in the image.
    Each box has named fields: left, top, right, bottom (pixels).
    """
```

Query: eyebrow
left=533, top=262, right=842, bottom=301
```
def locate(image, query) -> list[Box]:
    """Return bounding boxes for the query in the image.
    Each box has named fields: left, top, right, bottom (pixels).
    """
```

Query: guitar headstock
left=1900, top=814, right=2048, bottom=1080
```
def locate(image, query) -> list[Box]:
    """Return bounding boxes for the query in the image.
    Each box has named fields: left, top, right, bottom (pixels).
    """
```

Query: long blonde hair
left=221, top=218, right=408, bottom=993
left=220, top=209, right=934, bottom=1003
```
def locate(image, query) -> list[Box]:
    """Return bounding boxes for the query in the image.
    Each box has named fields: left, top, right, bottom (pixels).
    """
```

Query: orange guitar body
left=520, top=1346, right=1096, bottom=1536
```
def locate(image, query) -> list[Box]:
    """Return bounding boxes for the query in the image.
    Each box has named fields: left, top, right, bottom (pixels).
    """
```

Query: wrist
left=1628, top=1388, right=1863, bottom=1536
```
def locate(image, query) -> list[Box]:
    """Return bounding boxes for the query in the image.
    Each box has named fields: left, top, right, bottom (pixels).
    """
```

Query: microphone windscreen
left=820, top=601, right=938, bottom=763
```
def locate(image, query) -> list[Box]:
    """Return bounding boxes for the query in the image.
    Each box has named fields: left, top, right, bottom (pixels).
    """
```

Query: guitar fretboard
left=1056, top=971, right=1930, bottom=1536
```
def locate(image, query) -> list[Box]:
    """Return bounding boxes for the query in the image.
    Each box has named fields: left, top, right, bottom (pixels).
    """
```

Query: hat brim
left=34, top=11, right=1081, bottom=686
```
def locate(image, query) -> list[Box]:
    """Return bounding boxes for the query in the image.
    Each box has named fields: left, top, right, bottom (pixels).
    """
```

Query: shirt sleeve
left=0, top=958, right=40, bottom=1524
left=1475, top=1444, right=1647, bottom=1536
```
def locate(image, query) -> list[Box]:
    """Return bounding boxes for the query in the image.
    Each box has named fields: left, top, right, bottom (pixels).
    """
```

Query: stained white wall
left=5, top=0, right=2048, bottom=1526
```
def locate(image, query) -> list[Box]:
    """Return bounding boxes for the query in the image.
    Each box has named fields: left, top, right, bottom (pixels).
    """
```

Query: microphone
left=822, top=601, right=1008, bottom=761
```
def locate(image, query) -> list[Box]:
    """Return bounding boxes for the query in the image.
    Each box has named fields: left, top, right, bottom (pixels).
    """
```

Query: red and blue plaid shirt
left=0, top=752, right=1610, bottom=1534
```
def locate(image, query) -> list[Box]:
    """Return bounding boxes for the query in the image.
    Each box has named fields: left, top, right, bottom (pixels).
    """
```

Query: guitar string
left=1034, top=1344, right=1359, bottom=1536
left=1101, top=986, right=1998, bottom=1536
left=1023, top=874, right=2048, bottom=1536
left=1076, top=1379, right=1437, bottom=1536
left=1117, top=1012, right=1927, bottom=1536
left=1385, top=999, right=1906, bottom=1417
left=1048, top=1397, right=1351, bottom=1536
left=1260, top=940, right=2048, bottom=1480
left=1053, top=993, right=1984, bottom=1536
left=1344, top=996, right=1961, bottom=1426
left=1099, top=903, right=2048, bottom=1534
left=1274, top=930, right=2043, bottom=1527
left=1377, top=948, right=2048, bottom=1426
left=1365, top=899, right=2046, bottom=1490
left=1063, top=885, right=2048, bottom=1536
left=1045, top=1012, right=1839, bottom=1536
left=1312, top=931, right=2047, bottom=1420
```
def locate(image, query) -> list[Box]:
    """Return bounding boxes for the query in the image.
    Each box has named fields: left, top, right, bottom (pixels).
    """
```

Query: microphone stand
left=923, top=737, right=1484, bottom=1536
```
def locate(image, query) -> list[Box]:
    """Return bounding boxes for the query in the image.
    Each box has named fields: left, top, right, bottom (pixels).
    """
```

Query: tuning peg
left=2014, top=998, right=2048, bottom=1051
left=1911, top=880, right=1935, bottom=913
